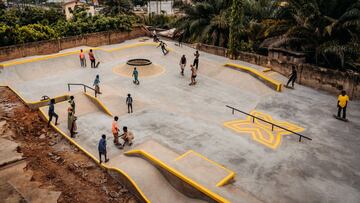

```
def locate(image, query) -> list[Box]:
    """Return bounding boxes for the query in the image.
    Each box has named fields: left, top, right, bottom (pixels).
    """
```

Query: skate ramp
left=126, top=140, right=261, bottom=203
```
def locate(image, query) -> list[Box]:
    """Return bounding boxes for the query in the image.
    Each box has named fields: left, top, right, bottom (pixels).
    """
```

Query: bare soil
left=0, top=87, right=139, bottom=203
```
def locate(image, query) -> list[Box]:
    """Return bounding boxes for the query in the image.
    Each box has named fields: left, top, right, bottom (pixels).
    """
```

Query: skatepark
left=1, top=37, right=360, bottom=203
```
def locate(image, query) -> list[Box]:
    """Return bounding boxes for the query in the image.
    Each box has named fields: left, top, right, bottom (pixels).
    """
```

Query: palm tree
left=265, top=0, right=360, bottom=70
left=174, top=0, right=231, bottom=47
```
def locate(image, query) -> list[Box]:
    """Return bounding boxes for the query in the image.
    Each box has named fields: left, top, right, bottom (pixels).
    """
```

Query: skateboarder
left=120, top=126, right=134, bottom=147
left=189, top=65, right=197, bottom=86
left=126, top=94, right=133, bottom=113
left=79, top=49, right=86, bottom=67
left=179, top=55, right=187, bottom=76
left=132, top=67, right=139, bottom=85
left=93, top=74, right=101, bottom=94
left=48, top=99, right=59, bottom=127
left=112, top=116, right=120, bottom=145
left=286, top=66, right=297, bottom=88
left=68, top=95, right=75, bottom=114
left=158, top=41, right=168, bottom=55
left=67, top=107, right=77, bottom=138
left=89, top=49, right=96, bottom=68
left=193, top=50, right=200, bottom=70
left=98, top=134, right=109, bottom=164
left=337, top=90, right=349, bottom=120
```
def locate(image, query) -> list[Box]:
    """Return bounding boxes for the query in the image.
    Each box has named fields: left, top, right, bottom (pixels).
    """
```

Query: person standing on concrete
left=132, top=67, right=139, bottom=85
left=93, top=74, right=102, bottom=94
left=179, top=55, right=187, bottom=76
left=67, top=107, right=77, bottom=138
left=189, top=65, right=197, bottom=86
left=68, top=95, right=75, bottom=114
left=112, top=116, right=120, bottom=145
left=79, top=49, right=86, bottom=67
left=48, top=99, right=59, bottom=127
left=126, top=94, right=133, bottom=113
left=286, top=66, right=297, bottom=88
left=89, top=49, right=96, bottom=68
left=193, top=50, right=200, bottom=70
left=98, top=134, right=109, bottom=164
left=337, top=90, right=349, bottom=120
left=120, top=126, right=134, bottom=148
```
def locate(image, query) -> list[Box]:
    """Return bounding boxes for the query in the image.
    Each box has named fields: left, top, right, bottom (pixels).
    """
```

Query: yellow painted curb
left=84, top=92, right=113, bottom=117
left=0, top=42, right=161, bottom=68
left=125, top=149, right=230, bottom=203
left=175, top=150, right=236, bottom=187
left=0, top=85, right=150, bottom=203
left=224, top=63, right=282, bottom=92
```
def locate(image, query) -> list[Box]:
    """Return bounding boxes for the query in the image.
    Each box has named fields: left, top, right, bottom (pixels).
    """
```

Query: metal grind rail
left=67, top=83, right=97, bottom=97
left=226, top=105, right=312, bottom=142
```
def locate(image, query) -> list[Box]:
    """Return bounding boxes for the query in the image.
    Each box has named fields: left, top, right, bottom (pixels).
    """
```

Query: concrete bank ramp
left=126, top=140, right=261, bottom=203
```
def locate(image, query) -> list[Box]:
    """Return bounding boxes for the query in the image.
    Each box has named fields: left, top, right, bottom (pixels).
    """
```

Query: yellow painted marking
left=84, top=92, right=113, bottom=117
left=2, top=85, right=151, bottom=203
left=175, top=150, right=236, bottom=187
left=126, top=149, right=230, bottom=203
left=0, top=42, right=171, bottom=67
left=224, top=63, right=282, bottom=92
left=224, top=110, right=304, bottom=149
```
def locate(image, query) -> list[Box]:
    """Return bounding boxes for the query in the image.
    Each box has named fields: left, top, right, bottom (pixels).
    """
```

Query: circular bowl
left=126, top=59, right=152, bottom=66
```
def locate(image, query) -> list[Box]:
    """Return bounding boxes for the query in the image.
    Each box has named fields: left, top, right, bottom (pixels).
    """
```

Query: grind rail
left=68, top=83, right=97, bottom=97
left=226, top=105, right=312, bottom=142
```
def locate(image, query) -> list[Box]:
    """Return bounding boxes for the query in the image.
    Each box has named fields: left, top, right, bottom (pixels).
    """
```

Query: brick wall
left=0, top=26, right=149, bottom=62
left=195, top=43, right=360, bottom=99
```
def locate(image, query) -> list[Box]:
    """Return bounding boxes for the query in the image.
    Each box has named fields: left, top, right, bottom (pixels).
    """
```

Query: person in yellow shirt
left=337, top=90, right=349, bottom=119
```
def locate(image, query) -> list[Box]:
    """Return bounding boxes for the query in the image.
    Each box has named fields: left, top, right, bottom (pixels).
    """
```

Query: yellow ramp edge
left=0, top=85, right=150, bottom=203
left=125, top=149, right=231, bottom=203
left=0, top=42, right=163, bottom=67
left=84, top=92, right=113, bottom=117
left=224, top=63, right=282, bottom=92
left=175, top=150, right=236, bottom=187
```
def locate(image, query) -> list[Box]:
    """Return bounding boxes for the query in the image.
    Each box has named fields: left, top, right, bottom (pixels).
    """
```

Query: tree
left=228, top=0, right=244, bottom=57
left=102, top=0, right=133, bottom=15
left=174, top=0, right=231, bottom=47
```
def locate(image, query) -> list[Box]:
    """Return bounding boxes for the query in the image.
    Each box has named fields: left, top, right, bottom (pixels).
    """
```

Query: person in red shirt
left=79, top=49, right=86, bottom=67
left=89, top=49, right=96, bottom=68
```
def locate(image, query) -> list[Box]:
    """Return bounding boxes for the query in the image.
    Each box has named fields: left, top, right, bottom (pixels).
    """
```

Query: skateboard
left=95, top=62, right=100, bottom=68
left=285, top=85, right=294, bottom=89
left=333, top=115, right=349, bottom=122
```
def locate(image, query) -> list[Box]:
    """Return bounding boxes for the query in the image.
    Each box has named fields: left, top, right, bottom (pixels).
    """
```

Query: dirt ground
left=0, top=87, right=138, bottom=203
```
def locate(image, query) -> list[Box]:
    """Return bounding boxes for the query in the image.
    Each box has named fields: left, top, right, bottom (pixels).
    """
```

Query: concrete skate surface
left=1, top=37, right=360, bottom=203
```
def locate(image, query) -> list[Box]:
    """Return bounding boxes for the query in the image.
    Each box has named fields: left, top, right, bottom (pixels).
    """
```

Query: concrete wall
left=0, top=26, right=148, bottom=63
left=195, top=43, right=360, bottom=99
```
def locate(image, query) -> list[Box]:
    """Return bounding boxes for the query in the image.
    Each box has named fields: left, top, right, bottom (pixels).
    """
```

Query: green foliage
left=142, top=14, right=178, bottom=29
left=175, top=0, right=360, bottom=71
left=0, top=5, right=134, bottom=47
left=102, top=0, right=133, bottom=16
left=174, top=0, right=231, bottom=47
left=228, top=0, right=244, bottom=56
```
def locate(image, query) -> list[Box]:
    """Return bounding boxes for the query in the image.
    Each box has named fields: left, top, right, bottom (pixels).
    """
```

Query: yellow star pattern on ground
left=224, top=111, right=305, bottom=149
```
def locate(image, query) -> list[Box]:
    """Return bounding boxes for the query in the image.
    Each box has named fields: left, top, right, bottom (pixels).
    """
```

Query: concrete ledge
left=84, top=92, right=113, bottom=117
left=125, top=149, right=230, bottom=203
left=224, top=63, right=282, bottom=92
left=175, top=150, right=236, bottom=187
